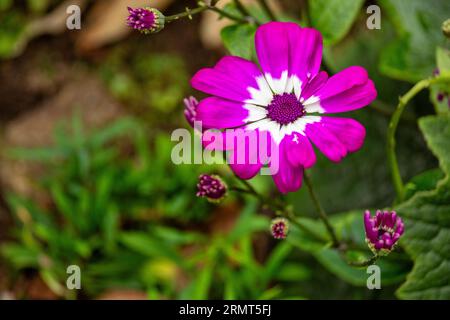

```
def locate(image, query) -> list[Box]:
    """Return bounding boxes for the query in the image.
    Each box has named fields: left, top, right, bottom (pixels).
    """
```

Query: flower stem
left=346, top=254, right=379, bottom=268
left=257, top=0, right=277, bottom=21
left=387, top=75, right=450, bottom=203
left=166, top=3, right=249, bottom=24
left=208, top=6, right=249, bottom=24
left=166, top=6, right=209, bottom=22
left=233, top=0, right=261, bottom=25
left=303, top=172, right=339, bottom=247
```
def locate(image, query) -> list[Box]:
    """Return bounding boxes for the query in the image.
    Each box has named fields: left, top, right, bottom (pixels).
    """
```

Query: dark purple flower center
left=127, top=7, right=156, bottom=31
left=267, top=93, right=305, bottom=125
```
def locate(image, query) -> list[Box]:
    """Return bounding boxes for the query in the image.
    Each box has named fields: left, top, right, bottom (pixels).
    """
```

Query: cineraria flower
left=271, top=217, right=289, bottom=239
left=364, top=210, right=404, bottom=256
left=196, top=174, right=227, bottom=202
left=190, top=22, right=377, bottom=193
left=127, top=7, right=165, bottom=34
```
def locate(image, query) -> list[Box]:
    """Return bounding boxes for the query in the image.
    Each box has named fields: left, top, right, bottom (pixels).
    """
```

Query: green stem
left=233, top=0, right=261, bottom=25
left=166, top=3, right=249, bottom=24
left=230, top=176, right=325, bottom=242
left=165, top=6, right=209, bottom=22
left=257, top=0, right=277, bottom=21
left=387, top=75, right=450, bottom=203
left=346, top=254, right=379, bottom=268
left=208, top=6, right=249, bottom=23
left=303, top=172, right=339, bottom=247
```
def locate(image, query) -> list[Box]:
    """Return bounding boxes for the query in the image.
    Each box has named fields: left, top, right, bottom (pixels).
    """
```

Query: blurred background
left=0, top=0, right=447, bottom=299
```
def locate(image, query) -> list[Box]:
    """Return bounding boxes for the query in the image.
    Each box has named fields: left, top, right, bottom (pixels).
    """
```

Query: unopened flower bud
left=196, top=174, right=227, bottom=203
left=271, top=217, right=289, bottom=239
left=364, top=210, right=404, bottom=256
left=127, top=7, right=165, bottom=34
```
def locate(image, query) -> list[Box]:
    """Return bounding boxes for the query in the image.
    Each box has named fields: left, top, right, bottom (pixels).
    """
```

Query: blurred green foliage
left=0, top=0, right=60, bottom=58
left=100, top=49, right=189, bottom=125
left=1, top=117, right=306, bottom=299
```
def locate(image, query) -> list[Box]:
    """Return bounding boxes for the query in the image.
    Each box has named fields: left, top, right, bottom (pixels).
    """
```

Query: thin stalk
left=257, top=0, right=277, bottom=21
left=166, top=6, right=208, bottom=22
left=346, top=254, right=379, bottom=268
left=233, top=0, right=261, bottom=25
left=303, top=172, right=339, bottom=247
left=387, top=75, right=450, bottom=203
left=166, top=3, right=249, bottom=24
left=208, top=6, right=249, bottom=23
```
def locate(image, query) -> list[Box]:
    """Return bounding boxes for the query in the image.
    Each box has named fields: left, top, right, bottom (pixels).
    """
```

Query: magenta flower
left=190, top=22, right=377, bottom=193
left=196, top=174, right=227, bottom=203
left=127, top=7, right=165, bottom=34
left=364, top=210, right=404, bottom=255
left=271, top=217, right=289, bottom=239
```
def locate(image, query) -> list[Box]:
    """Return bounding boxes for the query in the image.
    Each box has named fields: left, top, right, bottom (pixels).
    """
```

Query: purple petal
left=305, top=66, right=377, bottom=113
left=305, top=121, right=348, bottom=162
left=196, top=97, right=249, bottom=129
left=318, top=117, right=366, bottom=153
left=375, top=210, right=382, bottom=226
left=283, top=133, right=316, bottom=168
left=226, top=129, right=273, bottom=180
left=364, top=211, right=377, bottom=242
left=392, top=233, right=401, bottom=244
left=375, top=239, right=384, bottom=250
left=270, top=144, right=304, bottom=193
left=255, top=23, right=322, bottom=89
left=301, top=71, right=328, bottom=100
left=229, top=162, right=263, bottom=180
left=191, top=56, right=264, bottom=103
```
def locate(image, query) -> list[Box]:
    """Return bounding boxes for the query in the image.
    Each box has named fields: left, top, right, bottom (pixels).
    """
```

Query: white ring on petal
left=246, top=76, right=273, bottom=106
left=243, top=104, right=268, bottom=122
left=303, top=95, right=325, bottom=113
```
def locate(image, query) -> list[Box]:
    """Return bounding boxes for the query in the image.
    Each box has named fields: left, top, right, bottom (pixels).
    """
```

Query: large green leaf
left=221, top=24, right=257, bottom=60
left=309, top=0, right=364, bottom=45
left=379, top=0, right=450, bottom=82
left=396, top=115, right=450, bottom=299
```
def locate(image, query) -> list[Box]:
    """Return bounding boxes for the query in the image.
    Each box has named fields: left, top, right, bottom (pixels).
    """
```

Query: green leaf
left=120, top=232, right=185, bottom=268
left=221, top=24, right=257, bottom=60
left=315, top=248, right=409, bottom=286
left=309, top=0, right=364, bottom=45
left=404, top=168, right=444, bottom=200
left=1, top=244, right=39, bottom=269
left=396, top=115, right=450, bottom=299
left=379, top=0, right=450, bottom=82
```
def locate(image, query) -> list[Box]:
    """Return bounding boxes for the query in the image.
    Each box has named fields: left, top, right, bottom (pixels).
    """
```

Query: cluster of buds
left=127, top=7, right=165, bottom=34
left=196, top=174, right=227, bottom=203
left=364, top=210, right=404, bottom=256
